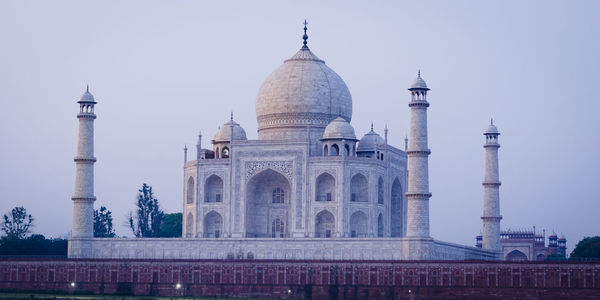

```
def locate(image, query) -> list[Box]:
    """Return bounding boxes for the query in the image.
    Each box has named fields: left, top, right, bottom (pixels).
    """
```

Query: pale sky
left=1, top=0, right=598, bottom=253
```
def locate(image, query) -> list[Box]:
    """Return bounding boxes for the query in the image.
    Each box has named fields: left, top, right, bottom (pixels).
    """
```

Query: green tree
left=158, top=213, right=182, bottom=237
left=570, top=236, right=600, bottom=259
left=0, top=234, right=67, bottom=256
left=129, top=183, right=164, bottom=237
left=94, top=206, right=115, bottom=237
left=2, top=206, right=34, bottom=239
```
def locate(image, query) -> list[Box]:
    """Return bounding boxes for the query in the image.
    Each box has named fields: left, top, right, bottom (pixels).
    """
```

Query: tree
left=158, top=213, right=182, bottom=237
left=570, top=236, right=600, bottom=259
left=129, top=183, right=164, bottom=237
left=94, top=206, right=115, bottom=237
left=2, top=206, right=34, bottom=239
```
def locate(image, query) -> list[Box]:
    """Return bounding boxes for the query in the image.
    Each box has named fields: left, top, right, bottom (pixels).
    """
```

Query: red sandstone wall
left=1, top=259, right=599, bottom=299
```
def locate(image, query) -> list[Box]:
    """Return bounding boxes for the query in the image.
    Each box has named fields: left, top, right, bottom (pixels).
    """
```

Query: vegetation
left=158, top=213, right=182, bottom=237
left=0, top=234, right=67, bottom=256
left=2, top=206, right=34, bottom=239
left=129, top=183, right=164, bottom=237
left=570, top=236, right=600, bottom=259
left=93, top=206, right=115, bottom=237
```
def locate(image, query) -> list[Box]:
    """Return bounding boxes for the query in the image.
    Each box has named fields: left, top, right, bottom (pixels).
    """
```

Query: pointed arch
left=506, top=250, right=528, bottom=261
left=377, top=177, right=384, bottom=204
left=350, top=173, right=368, bottom=202
left=186, top=176, right=195, bottom=204
left=377, top=213, right=384, bottom=237
left=316, top=172, right=335, bottom=202
left=391, top=177, right=403, bottom=237
left=205, top=175, right=223, bottom=202
left=203, top=211, right=223, bottom=238
left=330, top=144, right=340, bottom=156
left=323, top=145, right=328, bottom=156
left=349, top=211, right=368, bottom=237
left=344, top=144, right=350, bottom=156
left=315, top=210, right=335, bottom=238
left=245, top=169, right=291, bottom=238
left=185, top=212, right=193, bottom=238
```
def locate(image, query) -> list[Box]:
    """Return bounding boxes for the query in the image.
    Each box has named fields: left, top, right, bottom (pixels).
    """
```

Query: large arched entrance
left=316, top=173, right=335, bottom=202
left=506, top=250, right=528, bottom=261
left=245, top=169, right=291, bottom=238
left=390, top=177, right=403, bottom=237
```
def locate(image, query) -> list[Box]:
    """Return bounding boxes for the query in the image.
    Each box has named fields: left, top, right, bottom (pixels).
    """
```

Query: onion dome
left=357, top=125, right=385, bottom=152
left=213, top=114, right=247, bottom=143
left=78, top=85, right=96, bottom=103
left=549, top=231, right=558, bottom=238
left=322, top=117, right=357, bottom=140
left=558, top=234, right=566, bottom=241
left=408, top=70, right=429, bottom=90
left=255, top=22, right=352, bottom=138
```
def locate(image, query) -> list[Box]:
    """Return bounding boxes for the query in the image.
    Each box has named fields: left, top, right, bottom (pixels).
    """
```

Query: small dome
left=357, top=128, right=385, bottom=152
left=409, top=72, right=429, bottom=90
left=485, top=119, right=499, bottom=134
left=322, top=117, right=356, bottom=140
left=213, top=118, right=247, bottom=143
left=549, top=230, right=558, bottom=238
left=558, top=234, right=566, bottom=241
left=78, top=86, right=96, bottom=103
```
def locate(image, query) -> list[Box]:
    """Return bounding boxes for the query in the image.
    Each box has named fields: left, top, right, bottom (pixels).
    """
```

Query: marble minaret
left=68, top=86, right=97, bottom=258
left=482, top=119, right=502, bottom=254
left=405, top=72, right=431, bottom=238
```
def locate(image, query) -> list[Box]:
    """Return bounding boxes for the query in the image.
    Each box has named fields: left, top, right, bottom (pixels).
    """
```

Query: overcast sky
left=1, top=0, right=598, bottom=253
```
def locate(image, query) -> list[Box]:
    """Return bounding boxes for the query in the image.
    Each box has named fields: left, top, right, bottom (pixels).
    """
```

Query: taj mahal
left=68, top=24, right=503, bottom=261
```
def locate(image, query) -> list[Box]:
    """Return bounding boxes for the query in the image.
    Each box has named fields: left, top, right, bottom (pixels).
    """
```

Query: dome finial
left=86, top=84, right=89, bottom=92
left=302, top=19, right=309, bottom=49
left=231, top=111, right=234, bottom=121
left=418, top=70, right=421, bottom=78
left=490, top=117, right=494, bottom=125
left=370, top=122, right=373, bottom=131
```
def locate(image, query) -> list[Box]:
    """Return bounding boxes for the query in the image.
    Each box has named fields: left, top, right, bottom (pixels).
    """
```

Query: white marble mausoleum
left=68, top=24, right=503, bottom=261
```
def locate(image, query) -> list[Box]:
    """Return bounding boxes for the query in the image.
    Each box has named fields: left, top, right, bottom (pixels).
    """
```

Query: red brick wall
left=1, top=259, right=598, bottom=299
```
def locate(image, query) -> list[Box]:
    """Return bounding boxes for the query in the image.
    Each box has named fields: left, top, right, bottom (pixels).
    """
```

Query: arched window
left=272, top=187, right=284, bottom=203
left=186, top=177, right=195, bottom=204
left=344, top=144, right=350, bottom=156
left=221, top=147, right=229, bottom=158
left=271, top=218, right=284, bottom=238
left=324, top=145, right=328, bottom=156
left=377, top=177, right=384, bottom=204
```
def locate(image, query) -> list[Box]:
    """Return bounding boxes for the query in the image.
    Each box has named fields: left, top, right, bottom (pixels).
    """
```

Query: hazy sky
left=1, top=1, right=598, bottom=253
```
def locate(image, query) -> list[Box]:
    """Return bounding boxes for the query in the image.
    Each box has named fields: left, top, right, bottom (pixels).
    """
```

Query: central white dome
left=256, top=47, right=352, bottom=138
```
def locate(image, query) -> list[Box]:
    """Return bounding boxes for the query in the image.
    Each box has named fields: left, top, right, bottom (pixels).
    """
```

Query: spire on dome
left=302, top=20, right=309, bottom=49
left=370, top=122, right=373, bottom=132
left=231, top=111, right=234, bottom=121
left=418, top=69, right=421, bottom=78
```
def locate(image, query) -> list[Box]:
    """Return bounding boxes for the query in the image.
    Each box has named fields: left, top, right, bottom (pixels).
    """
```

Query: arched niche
left=185, top=212, right=193, bottom=238
left=315, top=172, right=335, bottom=202
left=350, top=173, right=368, bottom=202
left=377, top=213, right=384, bottom=237
left=186, top=176, right=195, bottom=204
left=245, top=169, right=290, bottom=238
left=203, top=211, right=223, bottom=238
left=390, top=177, right=403, bottom=237
left=315, top=210, right=335, bottom=238
left=205, top=175, right=223, bottom=202
left=377, top=177, right=384, bottom=204
left=349, top=211, right=368, bottom=237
